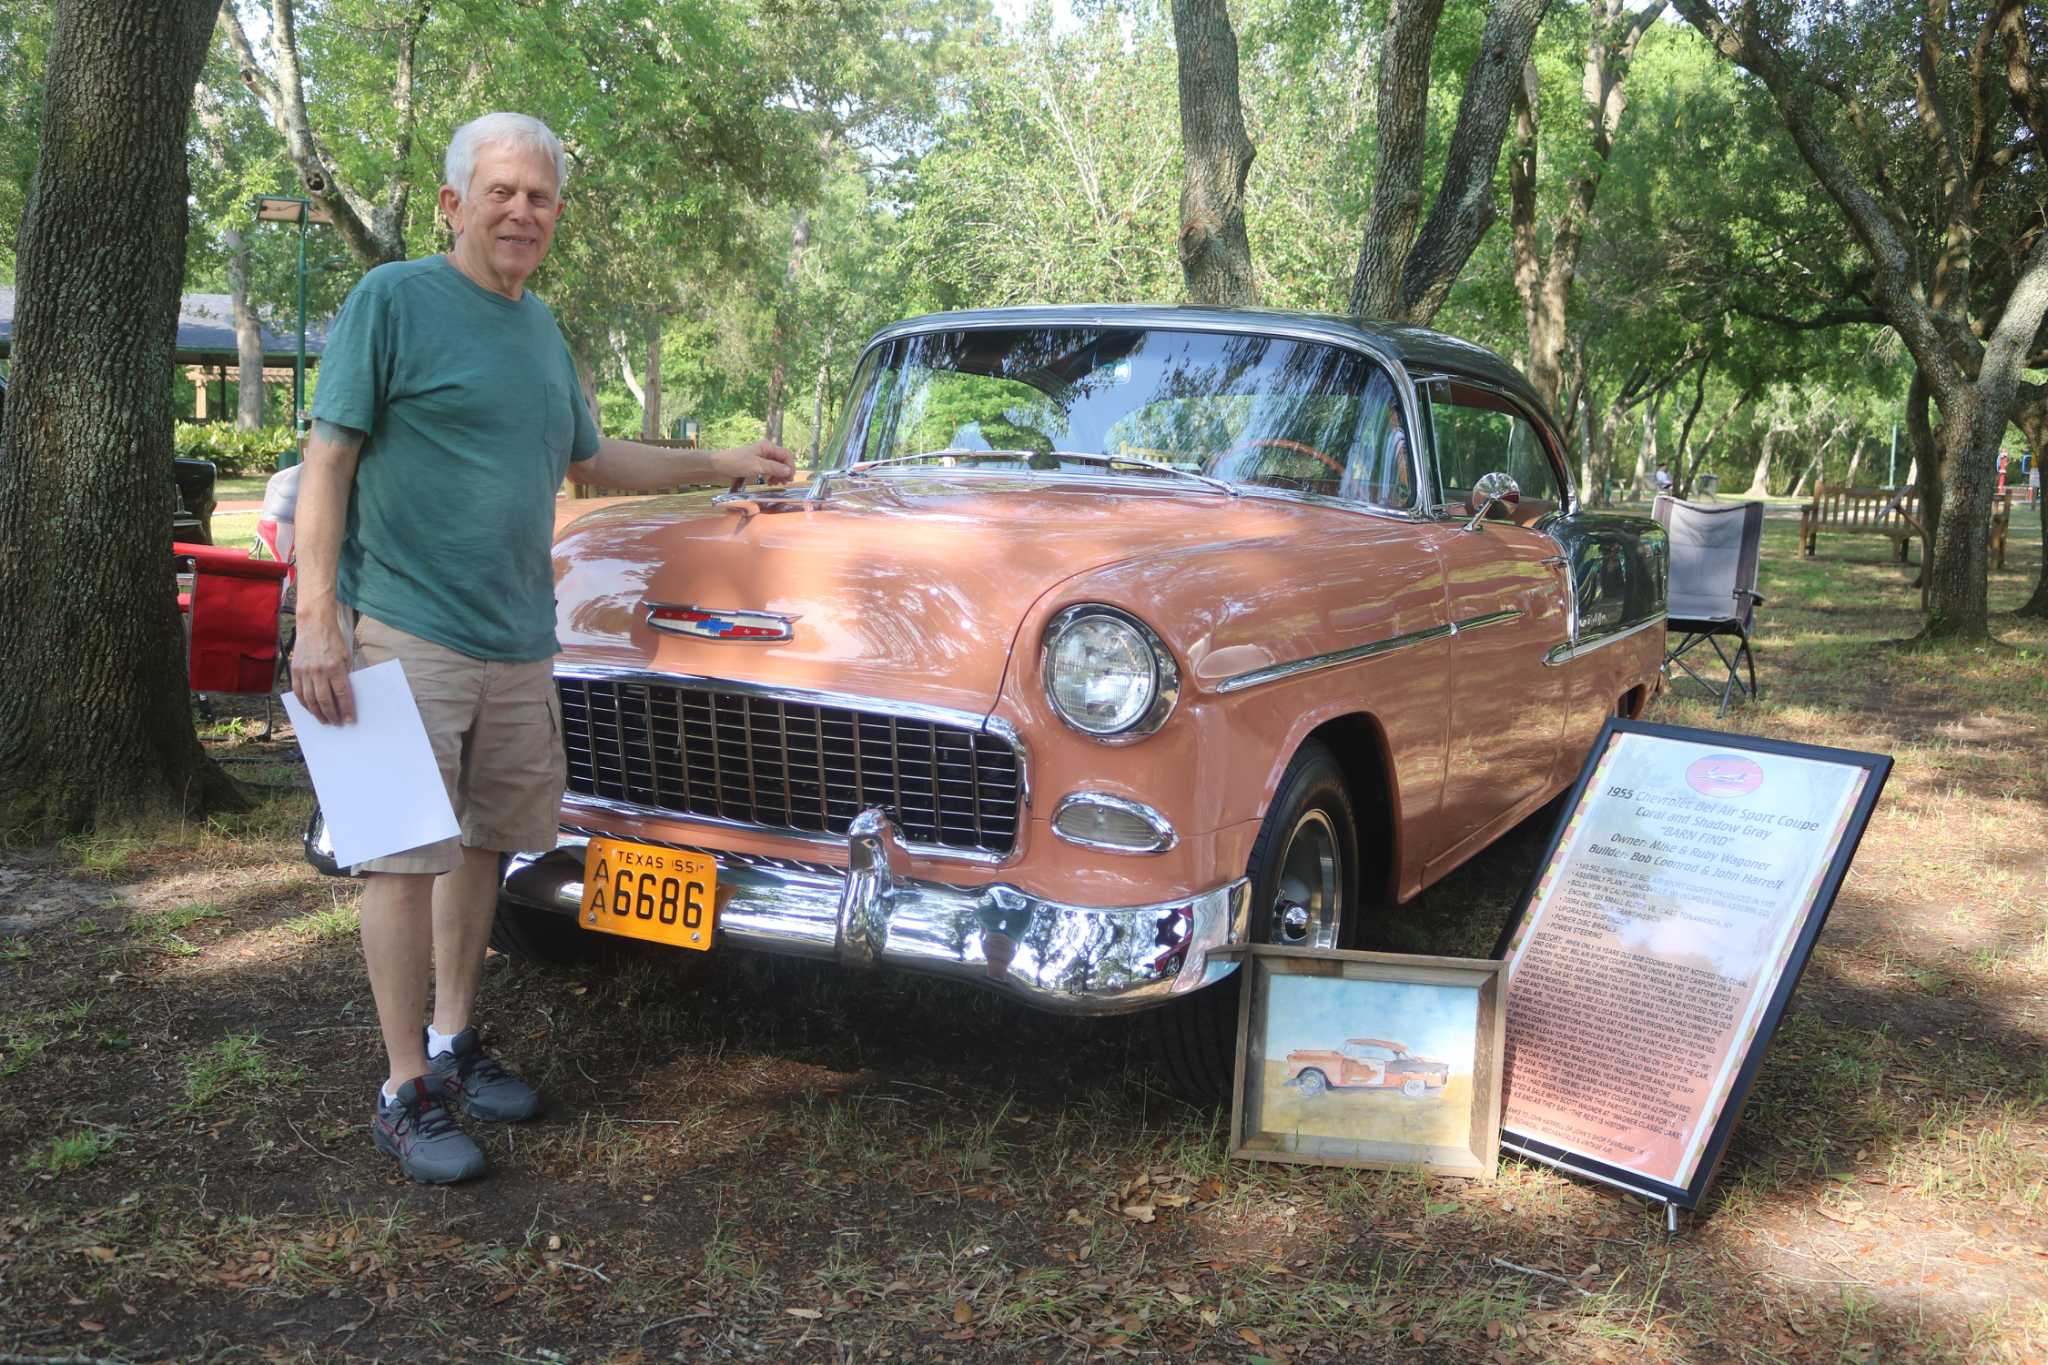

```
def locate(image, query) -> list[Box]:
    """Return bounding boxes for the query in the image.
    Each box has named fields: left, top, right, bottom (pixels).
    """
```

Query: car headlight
left=1041, top=605, right=1179, bottom=740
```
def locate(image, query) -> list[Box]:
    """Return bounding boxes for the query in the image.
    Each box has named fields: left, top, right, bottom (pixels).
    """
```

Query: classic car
left=1283, top=1038, right=1449, bottom=1097
left=315, top=304, right=1666, bottom=1099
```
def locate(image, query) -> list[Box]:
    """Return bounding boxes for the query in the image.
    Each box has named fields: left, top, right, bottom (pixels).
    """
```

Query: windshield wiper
left=845, top=448, right=1237, bottom=496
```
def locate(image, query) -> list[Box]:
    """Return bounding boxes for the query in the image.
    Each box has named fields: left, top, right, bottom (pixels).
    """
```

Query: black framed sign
left=1496, top=718, right=1890, bottom=1211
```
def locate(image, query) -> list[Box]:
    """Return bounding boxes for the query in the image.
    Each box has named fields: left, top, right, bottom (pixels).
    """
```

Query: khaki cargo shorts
left=341, top=606, right=566, bottom=876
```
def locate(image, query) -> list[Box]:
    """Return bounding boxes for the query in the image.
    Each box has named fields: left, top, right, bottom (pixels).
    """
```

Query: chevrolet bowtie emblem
left=644, top=603, right=797, bottom=642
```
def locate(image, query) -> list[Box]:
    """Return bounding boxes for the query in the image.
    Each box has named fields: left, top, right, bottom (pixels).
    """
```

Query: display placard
left=1497, top=718, right=1890, bottom=1210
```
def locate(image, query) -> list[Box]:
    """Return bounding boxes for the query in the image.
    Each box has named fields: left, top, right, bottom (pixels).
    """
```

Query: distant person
left=2029, top=451, right=2041, bottom=507
left=290, top=112, right=793, bottom=1184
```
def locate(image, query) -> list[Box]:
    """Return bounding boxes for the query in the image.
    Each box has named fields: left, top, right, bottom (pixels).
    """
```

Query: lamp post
left=253, top=195, right=334, bottom=435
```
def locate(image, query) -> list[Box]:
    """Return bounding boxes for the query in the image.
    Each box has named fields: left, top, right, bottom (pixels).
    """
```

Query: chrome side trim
left=504, top=812, right=1253, bottom=1016
left=1213, top=622, right=1455, bottom=695
left=1050, top=792, right=1179, bottom=854
left=1209, top=606, right=1521, bottom=697
left=1453, top=608, right=1524, bottom=635
left=1543, top=613, right=1667, bottom=667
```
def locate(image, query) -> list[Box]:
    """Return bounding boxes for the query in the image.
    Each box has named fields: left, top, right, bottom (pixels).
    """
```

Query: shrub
left=174, top=423, right=298, bottom=478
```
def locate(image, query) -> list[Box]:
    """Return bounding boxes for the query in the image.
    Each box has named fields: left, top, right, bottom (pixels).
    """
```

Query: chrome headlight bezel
left=1039, top=604, right=1180, bottom=742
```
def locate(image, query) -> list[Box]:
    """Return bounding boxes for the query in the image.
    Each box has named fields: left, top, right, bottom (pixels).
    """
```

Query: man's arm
left=289, top=420, right=365, bottom=726
left=568, top=436, right=796, bottom=493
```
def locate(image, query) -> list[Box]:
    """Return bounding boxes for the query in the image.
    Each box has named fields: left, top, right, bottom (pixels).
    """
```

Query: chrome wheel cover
left=1269, top=807, right=1341, bottom=950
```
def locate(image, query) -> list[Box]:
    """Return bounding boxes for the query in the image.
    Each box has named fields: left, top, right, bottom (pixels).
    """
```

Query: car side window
left=1426, top=381, right=1565, bottom=520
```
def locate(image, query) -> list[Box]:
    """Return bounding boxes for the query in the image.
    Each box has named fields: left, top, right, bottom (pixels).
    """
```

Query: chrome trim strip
left=1050, top=793, right=1179, bottom=854
left=1213, top=622, right=1455, bottom=695
left=1209, top=607, right=1521, bottom=697
left=1543, top=613, right=1667, bottom=667
left=502, top=812, right=1253, bottom=1016
left=553, top=666, right=1032, bottom=862
left=1453, top=608, right=1524, bottom=635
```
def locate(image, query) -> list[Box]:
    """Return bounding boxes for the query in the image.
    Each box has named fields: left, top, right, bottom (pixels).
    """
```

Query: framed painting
left=1228, top=946, right=1505, bottom=1180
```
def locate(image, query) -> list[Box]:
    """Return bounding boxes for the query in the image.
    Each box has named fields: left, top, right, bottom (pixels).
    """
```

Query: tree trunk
left=227, top=228, right=266, bottom=429
left=1170, top=0, right=1258, bottom=306
left=1745, top=421, right=1783, bottom=499
left=1907, top=366, right=1941, bottom=578
left=808, top=346, right=831, bottom=470
left=1842, top=433, right=1865, bottom=488
left=0, top=0, right=239, bottom=837
left=2010, top=386, right=2047, bottom=616
left=640, top=315, right=663, bottom=441
left=762, top=211, right=812, bottom=445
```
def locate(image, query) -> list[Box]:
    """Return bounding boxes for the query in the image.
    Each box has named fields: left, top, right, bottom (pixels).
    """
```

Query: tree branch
left=1349, top=0, right=1449, bottom=318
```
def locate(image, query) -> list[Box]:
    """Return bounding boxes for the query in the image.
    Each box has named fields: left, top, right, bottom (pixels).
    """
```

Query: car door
left=1420, top=379, right=1572, bottom=872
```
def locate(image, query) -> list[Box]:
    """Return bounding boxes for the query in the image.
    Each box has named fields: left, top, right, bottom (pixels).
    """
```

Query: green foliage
left=173, top=424, right=297, bottom=479
left=25, top=1129, right=114, bottom=1177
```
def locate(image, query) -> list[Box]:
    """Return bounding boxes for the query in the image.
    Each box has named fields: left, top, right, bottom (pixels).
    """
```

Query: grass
left=132, top=900, right=230, bottom=956
left=180, top=1033, right=302, bottom=1108
left=282, top=900, right=358, bottom=943
left=25, top=1128, right=115, bottom=1176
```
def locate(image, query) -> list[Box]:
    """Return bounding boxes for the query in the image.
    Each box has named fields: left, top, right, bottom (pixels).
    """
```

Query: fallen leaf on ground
left=786, top=1307, right=823, bottom=1320
left=953, top=1298, right=974, bottom=1324
left=1120, top=1203, right=1156, bottom=1223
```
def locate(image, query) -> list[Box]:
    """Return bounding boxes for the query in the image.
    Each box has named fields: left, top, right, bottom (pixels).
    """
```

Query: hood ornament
left=645, top=603, right=797, bottom=642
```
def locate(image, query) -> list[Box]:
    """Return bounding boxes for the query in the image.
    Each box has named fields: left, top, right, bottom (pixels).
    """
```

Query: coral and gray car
left=311, top=304, right=1668, bottom=1098
left=1283, top=1038, right=1450, bottom=1097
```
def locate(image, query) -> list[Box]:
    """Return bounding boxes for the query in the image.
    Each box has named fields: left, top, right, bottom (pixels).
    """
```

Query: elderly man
left=292, top=112, right=792, bottom=1184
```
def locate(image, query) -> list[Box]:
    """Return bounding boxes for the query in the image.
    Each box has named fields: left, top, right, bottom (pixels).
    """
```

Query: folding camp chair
left=174, top=541, right=291, bottom=736
left=1653, top=495, right=1764, bottom=717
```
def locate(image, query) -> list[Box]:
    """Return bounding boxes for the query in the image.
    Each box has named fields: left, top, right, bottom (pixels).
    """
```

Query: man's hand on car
left=717, top=440, right=796, bottom=486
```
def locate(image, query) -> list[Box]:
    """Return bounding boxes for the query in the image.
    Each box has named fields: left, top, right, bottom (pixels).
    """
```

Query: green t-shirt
left=311, top=255, right=600, bottom=661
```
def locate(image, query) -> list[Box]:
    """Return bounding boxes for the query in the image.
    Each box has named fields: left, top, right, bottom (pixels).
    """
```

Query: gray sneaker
left=428, top=1028, right=543, bottom=1122
left=372, top=1076, right=485, bottom=1184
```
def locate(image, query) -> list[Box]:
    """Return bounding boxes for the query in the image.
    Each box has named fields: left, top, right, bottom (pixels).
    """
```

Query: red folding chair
left=174, top=541, right=291, bottom=735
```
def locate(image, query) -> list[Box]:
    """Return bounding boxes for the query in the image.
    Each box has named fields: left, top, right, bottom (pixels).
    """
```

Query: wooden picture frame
left=1227, top=946, right=1506, bottom=1180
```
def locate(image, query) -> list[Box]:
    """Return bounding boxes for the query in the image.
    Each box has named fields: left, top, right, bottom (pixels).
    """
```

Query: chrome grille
left=558, top=675, right=1022, bottom=855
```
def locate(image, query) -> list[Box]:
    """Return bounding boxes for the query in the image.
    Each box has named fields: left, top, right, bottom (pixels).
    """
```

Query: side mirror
left=1462, top=471, right=1521, bottom=532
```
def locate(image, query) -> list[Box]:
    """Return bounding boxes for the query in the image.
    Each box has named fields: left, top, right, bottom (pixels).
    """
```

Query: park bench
left=1798, top=481, right=2009, bottom=572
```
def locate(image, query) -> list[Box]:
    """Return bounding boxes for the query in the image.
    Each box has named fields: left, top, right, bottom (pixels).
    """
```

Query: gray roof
left=0, top=286, right=327, bottom=365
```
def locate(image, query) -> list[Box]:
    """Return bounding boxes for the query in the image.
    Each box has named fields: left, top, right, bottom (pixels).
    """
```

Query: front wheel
left=1401, top=1077, right=1426, bottom=1098
left=1147, top=741, right=1362, bottom=1104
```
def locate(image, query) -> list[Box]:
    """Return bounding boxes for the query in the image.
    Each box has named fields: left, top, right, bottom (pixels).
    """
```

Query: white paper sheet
left=282, top=658, right=459, bottom=869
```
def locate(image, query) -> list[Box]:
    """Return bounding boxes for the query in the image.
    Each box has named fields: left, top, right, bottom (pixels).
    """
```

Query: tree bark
left=1511, top=0, right=1665, bottom=411
left=227, top=228, right=266, bottom=429
left=1170, top=0, right=1258, bottom=306
left=0, top=0, right=241, bottom=836
left=640, top=315, right=663, bottom=441
left=1908, top=365, right=1942, bottom=575
left=2013, top=385, right=2048, bottom=617
left=1352, top=0, right=1553, bottom=324
left=762, top=210, right=812, bottom=445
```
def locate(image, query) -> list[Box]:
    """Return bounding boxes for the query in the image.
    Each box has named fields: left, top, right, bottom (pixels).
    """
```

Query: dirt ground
left=2, top=516, right=2044, bottom=1362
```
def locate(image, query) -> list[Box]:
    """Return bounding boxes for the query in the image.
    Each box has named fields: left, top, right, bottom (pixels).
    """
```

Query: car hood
left=551, top=476, right=1331, bottom=716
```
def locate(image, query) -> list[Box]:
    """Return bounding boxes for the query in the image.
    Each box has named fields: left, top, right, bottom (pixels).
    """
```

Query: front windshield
left=830, top=326, right=1415, bottom=509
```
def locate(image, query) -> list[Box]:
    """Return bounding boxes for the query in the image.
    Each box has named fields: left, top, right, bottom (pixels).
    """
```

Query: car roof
left=865, top=304, right=1553, bottom=433
left=1345, top=1038, right=1407, bottom=1050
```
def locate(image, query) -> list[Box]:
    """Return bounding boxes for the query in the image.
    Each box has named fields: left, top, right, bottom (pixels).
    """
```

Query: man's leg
left=359, top=870, right=436, bottom=1090
left=429, top=845, right=503, bottom=1039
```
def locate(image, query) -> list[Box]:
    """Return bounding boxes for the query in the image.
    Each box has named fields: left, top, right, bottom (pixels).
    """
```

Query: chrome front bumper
left=502, top=810, right=1251, bottom=1015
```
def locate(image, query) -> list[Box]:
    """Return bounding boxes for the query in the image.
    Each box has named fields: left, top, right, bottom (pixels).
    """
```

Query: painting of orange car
left=1283, top=1038, right=1449, bottom=1097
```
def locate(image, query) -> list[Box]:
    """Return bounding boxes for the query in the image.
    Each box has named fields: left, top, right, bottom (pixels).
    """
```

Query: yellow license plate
left=579, top=838, right=717, bottom=950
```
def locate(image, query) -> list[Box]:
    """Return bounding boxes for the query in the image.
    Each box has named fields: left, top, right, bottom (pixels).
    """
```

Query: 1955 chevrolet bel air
left=313, top=305, right=1668, bottom=1098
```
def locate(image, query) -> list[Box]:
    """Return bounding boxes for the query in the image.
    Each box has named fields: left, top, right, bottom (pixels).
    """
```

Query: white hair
left=443, top=112, right=566, bottom=200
